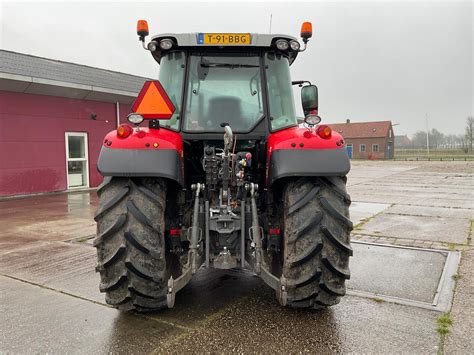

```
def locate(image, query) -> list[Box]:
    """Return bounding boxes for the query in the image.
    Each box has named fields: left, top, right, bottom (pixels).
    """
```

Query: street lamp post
left=425, top=114, right=430, bottom=156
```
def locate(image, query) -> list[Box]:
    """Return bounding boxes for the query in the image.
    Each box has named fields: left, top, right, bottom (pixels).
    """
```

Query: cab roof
left=150, top=33, right=300, bottom=65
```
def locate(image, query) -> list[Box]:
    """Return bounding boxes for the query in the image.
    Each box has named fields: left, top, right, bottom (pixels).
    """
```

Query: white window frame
left=372, top=144, right=379, bottom=152
left=360, top=144, right=366, bottom=152
left=65, top=132, right=89, bottom=189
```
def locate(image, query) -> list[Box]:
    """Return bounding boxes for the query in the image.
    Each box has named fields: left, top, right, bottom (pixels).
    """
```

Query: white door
left=65, top=132, right=89, bottom=189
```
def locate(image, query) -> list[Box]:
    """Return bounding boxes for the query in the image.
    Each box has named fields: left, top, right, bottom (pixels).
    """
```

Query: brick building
left=395, top=135, right=412, bottom=148
left=328, top=120, right=394, bottom=159
left=0, top=50, right=149, bottom=197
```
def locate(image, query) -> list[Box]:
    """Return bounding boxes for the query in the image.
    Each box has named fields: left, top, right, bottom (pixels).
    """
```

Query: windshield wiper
left=200, top=63, right=260, bottom=69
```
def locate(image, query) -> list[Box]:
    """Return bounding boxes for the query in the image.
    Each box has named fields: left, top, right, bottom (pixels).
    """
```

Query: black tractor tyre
left=93, top=177, right=175, bottom=312
left=282, top=176, right=353, bottom=309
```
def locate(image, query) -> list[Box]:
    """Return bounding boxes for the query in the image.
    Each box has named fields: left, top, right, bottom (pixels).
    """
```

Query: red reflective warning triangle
left=131, top=80, right=175, bottom=119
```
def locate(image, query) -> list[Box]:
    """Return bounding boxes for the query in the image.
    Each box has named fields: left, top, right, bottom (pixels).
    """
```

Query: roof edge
left=0, top=49, right=152, bottom=81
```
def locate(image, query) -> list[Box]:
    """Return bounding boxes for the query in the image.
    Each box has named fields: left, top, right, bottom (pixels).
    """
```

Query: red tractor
left=94, top=20, right=353, bottom=312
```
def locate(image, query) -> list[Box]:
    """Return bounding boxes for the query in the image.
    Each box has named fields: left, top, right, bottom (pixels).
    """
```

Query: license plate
left=197, top=33, right=251, bottom=45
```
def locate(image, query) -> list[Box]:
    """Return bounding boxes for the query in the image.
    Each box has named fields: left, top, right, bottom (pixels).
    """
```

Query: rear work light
left=289, top=40, right=300, bottom=51
left=275, top=39, right=289, bottom=51
left=127, top=113, right=144, bottom=124
left=160, top=39, right=174, bottom=50
left=316, top=125, right=332, bottom=139
left=117, top=124, right=133, bottom=138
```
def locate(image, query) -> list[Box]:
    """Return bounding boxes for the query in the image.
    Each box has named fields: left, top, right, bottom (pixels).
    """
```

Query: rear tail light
left=169, top=228, right=182, bottom=236
left=269, top=228, right=281, bottom=235
left=117, top=124, right=133, bottom=138
left=316, top=125, right=332, bottom=139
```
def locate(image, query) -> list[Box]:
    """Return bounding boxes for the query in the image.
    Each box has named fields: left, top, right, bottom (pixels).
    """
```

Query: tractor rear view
left=94, top=20, right=353, bottom=312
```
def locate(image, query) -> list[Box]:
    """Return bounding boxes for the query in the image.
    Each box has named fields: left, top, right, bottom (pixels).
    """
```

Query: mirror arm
left=141, top=38, right=150, bottom=51
left=292, top=80, right=312, bottom=87
left=299, top=41, right=308, bottom=52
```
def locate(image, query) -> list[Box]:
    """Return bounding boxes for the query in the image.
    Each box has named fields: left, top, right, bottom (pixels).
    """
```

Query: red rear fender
left=267, top=126, right=344, bottom=155
left=103, top=127, right=183, bottom=155
left=266, top=126, right=350, bottom=185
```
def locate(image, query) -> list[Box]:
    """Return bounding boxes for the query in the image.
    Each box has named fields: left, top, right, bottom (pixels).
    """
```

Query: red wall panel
left=0, top=90, right=132, bottom=196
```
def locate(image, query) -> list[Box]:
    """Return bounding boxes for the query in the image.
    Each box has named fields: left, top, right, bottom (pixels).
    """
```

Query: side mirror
left=301, top=85, right=318, bottom=116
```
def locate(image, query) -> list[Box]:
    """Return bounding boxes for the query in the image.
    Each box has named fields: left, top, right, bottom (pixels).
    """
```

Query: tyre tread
left=94, top=177, right=171, bottom=312
left=282, top=177, right=352, bottom=309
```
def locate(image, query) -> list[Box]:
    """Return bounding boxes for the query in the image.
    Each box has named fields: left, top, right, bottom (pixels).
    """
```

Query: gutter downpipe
left=116, top=102, right=120, bottom=128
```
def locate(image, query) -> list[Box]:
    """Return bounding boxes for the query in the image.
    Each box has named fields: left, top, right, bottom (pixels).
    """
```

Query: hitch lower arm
left=246, top=183, right=287, bottom=306
left=167, top=183, right=205, bottom=308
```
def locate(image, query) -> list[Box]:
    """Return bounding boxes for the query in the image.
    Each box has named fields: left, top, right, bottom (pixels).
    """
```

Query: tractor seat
left=205, top=96, right=244, bottom=130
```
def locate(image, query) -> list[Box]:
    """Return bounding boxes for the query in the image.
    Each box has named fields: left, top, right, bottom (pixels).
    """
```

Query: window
left=372, top=144, right=379, bottom=152
left=158, top=51, right=186, bottom=130
left=265, top=53, right=297, bottom=130
left=360, top=144, right=366, bottom=152
left=65, top=132, right=89, bottom=189
left=183, top=54, right=264, bottom=132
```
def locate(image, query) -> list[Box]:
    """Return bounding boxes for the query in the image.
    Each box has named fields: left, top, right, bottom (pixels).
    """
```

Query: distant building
left=328, top=120, right=394, bottom=159
left=0, top=50, right=150, bottom=197
left=395, top=135, right=412, bottom=148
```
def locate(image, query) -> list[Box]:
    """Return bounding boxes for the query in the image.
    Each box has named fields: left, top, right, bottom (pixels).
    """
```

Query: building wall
left=0, top=90, right=131, bottom=196
left=345, top=137, right=389, bottom=159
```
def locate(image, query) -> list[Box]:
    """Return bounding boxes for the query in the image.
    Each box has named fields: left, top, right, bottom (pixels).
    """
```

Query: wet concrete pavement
left=0, top=161, right=472, bottom=353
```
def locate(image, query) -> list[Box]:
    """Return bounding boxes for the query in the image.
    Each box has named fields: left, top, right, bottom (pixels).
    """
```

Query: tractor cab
left=136, top=21, right=317, bottom=140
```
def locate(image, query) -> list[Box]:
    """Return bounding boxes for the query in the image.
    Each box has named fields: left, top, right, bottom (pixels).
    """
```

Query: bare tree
left=466, top=116, right=474, bottom=153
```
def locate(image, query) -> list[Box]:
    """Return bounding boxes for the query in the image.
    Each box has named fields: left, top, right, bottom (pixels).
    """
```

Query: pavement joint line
left=351, top=233, right=471, bottom=249
left=0, top=273, right=196, bottom=332
left=133, top=313, right=193, bottom=331
left=0, top=272, right=111, bottom=308
left=352, top=237, right=473, bottom=251
left=149, top=295, right=251, bottom=354
left=351, top=181, right=473, bottom=187
left=64, top=236, right=96, bottom=247
left=0, top=240, right=70, bottom=257
left=346, top=290, right=443, bottom=312
left=351, top=183, right=473, bottom=189
left=383, top=211, right=474, bottom=220
left=348, top=201, right=473, bottom=210
left=0, top=187, right=98, bottom=201
left=346, top=168, right=419, bottom=187
left=351, top=240, right=450, bottom=254
left=352, top=203, right=394, bottom=230
left=467, top=220, right=473, bottom=246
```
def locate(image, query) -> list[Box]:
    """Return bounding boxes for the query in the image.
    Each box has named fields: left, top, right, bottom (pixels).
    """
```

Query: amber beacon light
left=300, top=22, right=313, bottom=43
left=137, top=20, right=149, bottom=38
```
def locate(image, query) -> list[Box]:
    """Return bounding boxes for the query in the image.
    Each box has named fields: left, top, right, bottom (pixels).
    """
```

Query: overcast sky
left=0, top=0, right=472, bottom=135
